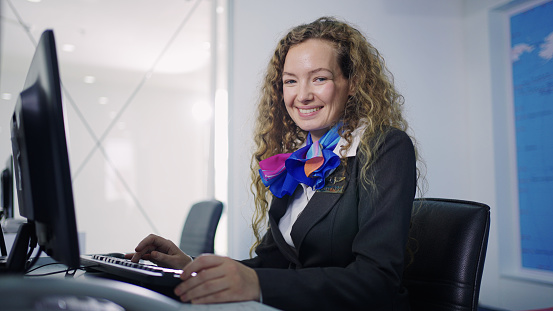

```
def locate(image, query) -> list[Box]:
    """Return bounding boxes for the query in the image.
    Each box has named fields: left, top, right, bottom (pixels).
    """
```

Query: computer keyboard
left=80, top=254, right=183, bottom=287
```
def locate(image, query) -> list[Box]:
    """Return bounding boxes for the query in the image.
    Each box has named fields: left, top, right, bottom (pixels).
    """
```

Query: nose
left=297, top=82, right=314, bottom=103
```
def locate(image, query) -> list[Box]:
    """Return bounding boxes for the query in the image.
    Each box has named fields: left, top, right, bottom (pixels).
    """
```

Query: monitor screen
left=4, top=29, right=80, bottom=273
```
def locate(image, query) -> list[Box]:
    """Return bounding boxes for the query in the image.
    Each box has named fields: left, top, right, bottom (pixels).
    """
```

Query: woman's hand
left=125, top=234, right=192, bottom=269
left=174, top=254, right=261, bottom=304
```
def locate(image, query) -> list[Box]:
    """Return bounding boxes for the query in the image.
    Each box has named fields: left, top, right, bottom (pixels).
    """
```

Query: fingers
left=180, top=254, right=225, bottom=281
left=128, top=234, right=192, bottom=269
left=135, top=234, right=172, bottom=253
left=125, top=252, right=150, bottom=262
left=130, top=246, right=156, bottom=263
left=130, top=234, right=174, bottom=263
left=175, top=266, right=228, bottom=302
left=174, top=255, right=260, bottom=304
left=148, top=250, right=189, bottom=268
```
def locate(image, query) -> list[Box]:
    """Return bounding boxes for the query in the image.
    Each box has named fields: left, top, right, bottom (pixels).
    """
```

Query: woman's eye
left=283, top=79, right=296, bottom=85
left=314, top=77, right=328, bottom=82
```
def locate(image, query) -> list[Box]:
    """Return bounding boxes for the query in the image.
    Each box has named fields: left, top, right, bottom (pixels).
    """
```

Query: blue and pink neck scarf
left=258, top=124, right=342, bottom=198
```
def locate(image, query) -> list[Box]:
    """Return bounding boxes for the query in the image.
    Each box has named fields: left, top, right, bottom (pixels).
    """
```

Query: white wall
left=228, top=0, right=553, bottom=310
left=228, top=0, right=468, bottom=259
left=464, top=0, right=553, bottom=309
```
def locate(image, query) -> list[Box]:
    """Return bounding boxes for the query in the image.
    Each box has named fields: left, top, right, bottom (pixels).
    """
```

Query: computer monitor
left=1, top=156, right=14, bottom=220
left=1, top=29, right=80, bottom=273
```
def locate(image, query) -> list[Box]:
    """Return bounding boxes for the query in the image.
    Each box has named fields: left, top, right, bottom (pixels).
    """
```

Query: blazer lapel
left=289, top=191, right=342, bottom=251
left=268, top=195, right=302, bottom=267
left=290, top=164, right=348, bottom=251
left=267, top=161, right=350, bottom=266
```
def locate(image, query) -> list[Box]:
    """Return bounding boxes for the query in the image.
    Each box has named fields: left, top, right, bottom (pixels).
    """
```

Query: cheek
left=318, top=84, right=339, bottom=104
left=326, top=83, right=349, bottom=104
left=322, top=85, right=347, bottom=116
left=282, top=89, right=294, bottom=107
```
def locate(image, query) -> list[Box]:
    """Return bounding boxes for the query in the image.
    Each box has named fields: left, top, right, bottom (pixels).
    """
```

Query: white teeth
left=299, top=107, right=321, bottom=114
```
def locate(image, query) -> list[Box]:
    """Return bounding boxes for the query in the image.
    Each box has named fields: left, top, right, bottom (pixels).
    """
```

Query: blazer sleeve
left=240, top=225, right=291, bottom=269
left=243, top=129, right=416, bottom=311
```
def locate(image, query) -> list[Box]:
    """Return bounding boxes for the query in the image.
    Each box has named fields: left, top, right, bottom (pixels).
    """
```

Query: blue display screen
left=510, top=0, right=553, bottom=272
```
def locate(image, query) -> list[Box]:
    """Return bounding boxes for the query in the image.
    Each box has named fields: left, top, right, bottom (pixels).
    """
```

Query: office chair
left=179, top=200, right=223, bottom=257
left=403, top=198, right=491, bottom=311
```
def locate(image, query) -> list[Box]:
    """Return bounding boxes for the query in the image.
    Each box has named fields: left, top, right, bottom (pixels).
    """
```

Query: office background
left=0, top=0, right=230, bottom=255
left=1, top=0, right=552, bottom=310
left=227, top=1, right=553, bottom=310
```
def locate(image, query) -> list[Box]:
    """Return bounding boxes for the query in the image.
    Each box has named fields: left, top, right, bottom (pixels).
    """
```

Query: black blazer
left=241, top=129, right=416, bottom=311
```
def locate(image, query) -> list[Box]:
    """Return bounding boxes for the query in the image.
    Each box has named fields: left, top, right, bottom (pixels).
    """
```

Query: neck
left=309, top=130, right=326, bottom=143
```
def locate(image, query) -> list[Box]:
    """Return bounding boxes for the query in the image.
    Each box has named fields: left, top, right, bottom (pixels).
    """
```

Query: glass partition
left=0, top=0, right=228, bottom=255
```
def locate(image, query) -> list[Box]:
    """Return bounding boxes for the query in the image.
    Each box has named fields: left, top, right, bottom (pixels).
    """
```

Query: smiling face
left=282, top=39, right=352, bottom=142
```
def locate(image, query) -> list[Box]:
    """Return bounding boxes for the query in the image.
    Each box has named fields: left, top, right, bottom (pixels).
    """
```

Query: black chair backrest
left=403, top=198, right=490, bottom=311
left=179, top=200, right=223, bottom=257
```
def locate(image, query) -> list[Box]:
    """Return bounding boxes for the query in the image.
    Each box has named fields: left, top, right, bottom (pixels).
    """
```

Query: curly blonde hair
left=249, top=17, right=419, bottom=255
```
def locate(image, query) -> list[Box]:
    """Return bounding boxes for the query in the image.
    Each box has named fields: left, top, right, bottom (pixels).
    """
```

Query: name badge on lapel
left=317, top=165, right=346, bottom=193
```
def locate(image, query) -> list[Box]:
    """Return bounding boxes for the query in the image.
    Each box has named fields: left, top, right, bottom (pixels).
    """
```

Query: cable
left=25, top=269, right=75, bottom=277
left=25, top=261, right=67, bottom=274
left=24, top=263, right=92, bottom=277
left=24, top=246, right=43, bottom=273
left=24, top=262, right=94, bottom=277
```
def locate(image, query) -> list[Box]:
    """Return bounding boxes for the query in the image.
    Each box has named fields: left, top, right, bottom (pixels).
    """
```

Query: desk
left=0, top=258, right=278, bottom=311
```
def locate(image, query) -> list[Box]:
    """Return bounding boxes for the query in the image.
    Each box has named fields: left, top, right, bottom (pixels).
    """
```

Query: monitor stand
left=0, top=222, right=35, bottom=274
left=0, top=221, right=7, bottom=256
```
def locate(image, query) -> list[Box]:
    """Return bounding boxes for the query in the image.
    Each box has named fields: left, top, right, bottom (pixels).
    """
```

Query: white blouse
left=278, top=126, right=364, bottom=247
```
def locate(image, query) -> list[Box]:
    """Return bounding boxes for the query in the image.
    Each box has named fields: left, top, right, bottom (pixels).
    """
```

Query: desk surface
left=0, top=257, right=278, bottom=311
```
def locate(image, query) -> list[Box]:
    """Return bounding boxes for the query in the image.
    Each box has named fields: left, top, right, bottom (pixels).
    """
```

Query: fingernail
left=179, top=293, right=188, bottom=302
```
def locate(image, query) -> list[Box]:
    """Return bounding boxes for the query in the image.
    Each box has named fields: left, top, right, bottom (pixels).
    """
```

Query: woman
left=129, top=17, right=420, bottom=310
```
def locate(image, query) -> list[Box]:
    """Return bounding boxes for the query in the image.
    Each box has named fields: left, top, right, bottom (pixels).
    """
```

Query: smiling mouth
left=298, top=107, right=321, bottom=114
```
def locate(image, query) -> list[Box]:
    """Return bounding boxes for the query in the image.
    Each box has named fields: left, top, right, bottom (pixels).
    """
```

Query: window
left=0, top=0, right=228, bottom=254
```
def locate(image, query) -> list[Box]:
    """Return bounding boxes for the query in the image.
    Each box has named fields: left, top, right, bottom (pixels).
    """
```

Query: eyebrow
left=282, top=68, right=334, bottom=77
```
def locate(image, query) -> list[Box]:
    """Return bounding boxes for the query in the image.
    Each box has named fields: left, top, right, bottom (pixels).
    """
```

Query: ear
left=347, top=78, right=356, bottom=97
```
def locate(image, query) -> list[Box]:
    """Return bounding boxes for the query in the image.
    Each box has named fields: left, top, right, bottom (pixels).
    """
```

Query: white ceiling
left=0, top=0, right=222, bottom=173
left=0, top=0, right=215, bottom=92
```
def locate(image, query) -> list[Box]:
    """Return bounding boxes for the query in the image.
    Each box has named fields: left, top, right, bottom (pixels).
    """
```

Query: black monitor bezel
left=7, top=29, right=80, bottom=271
